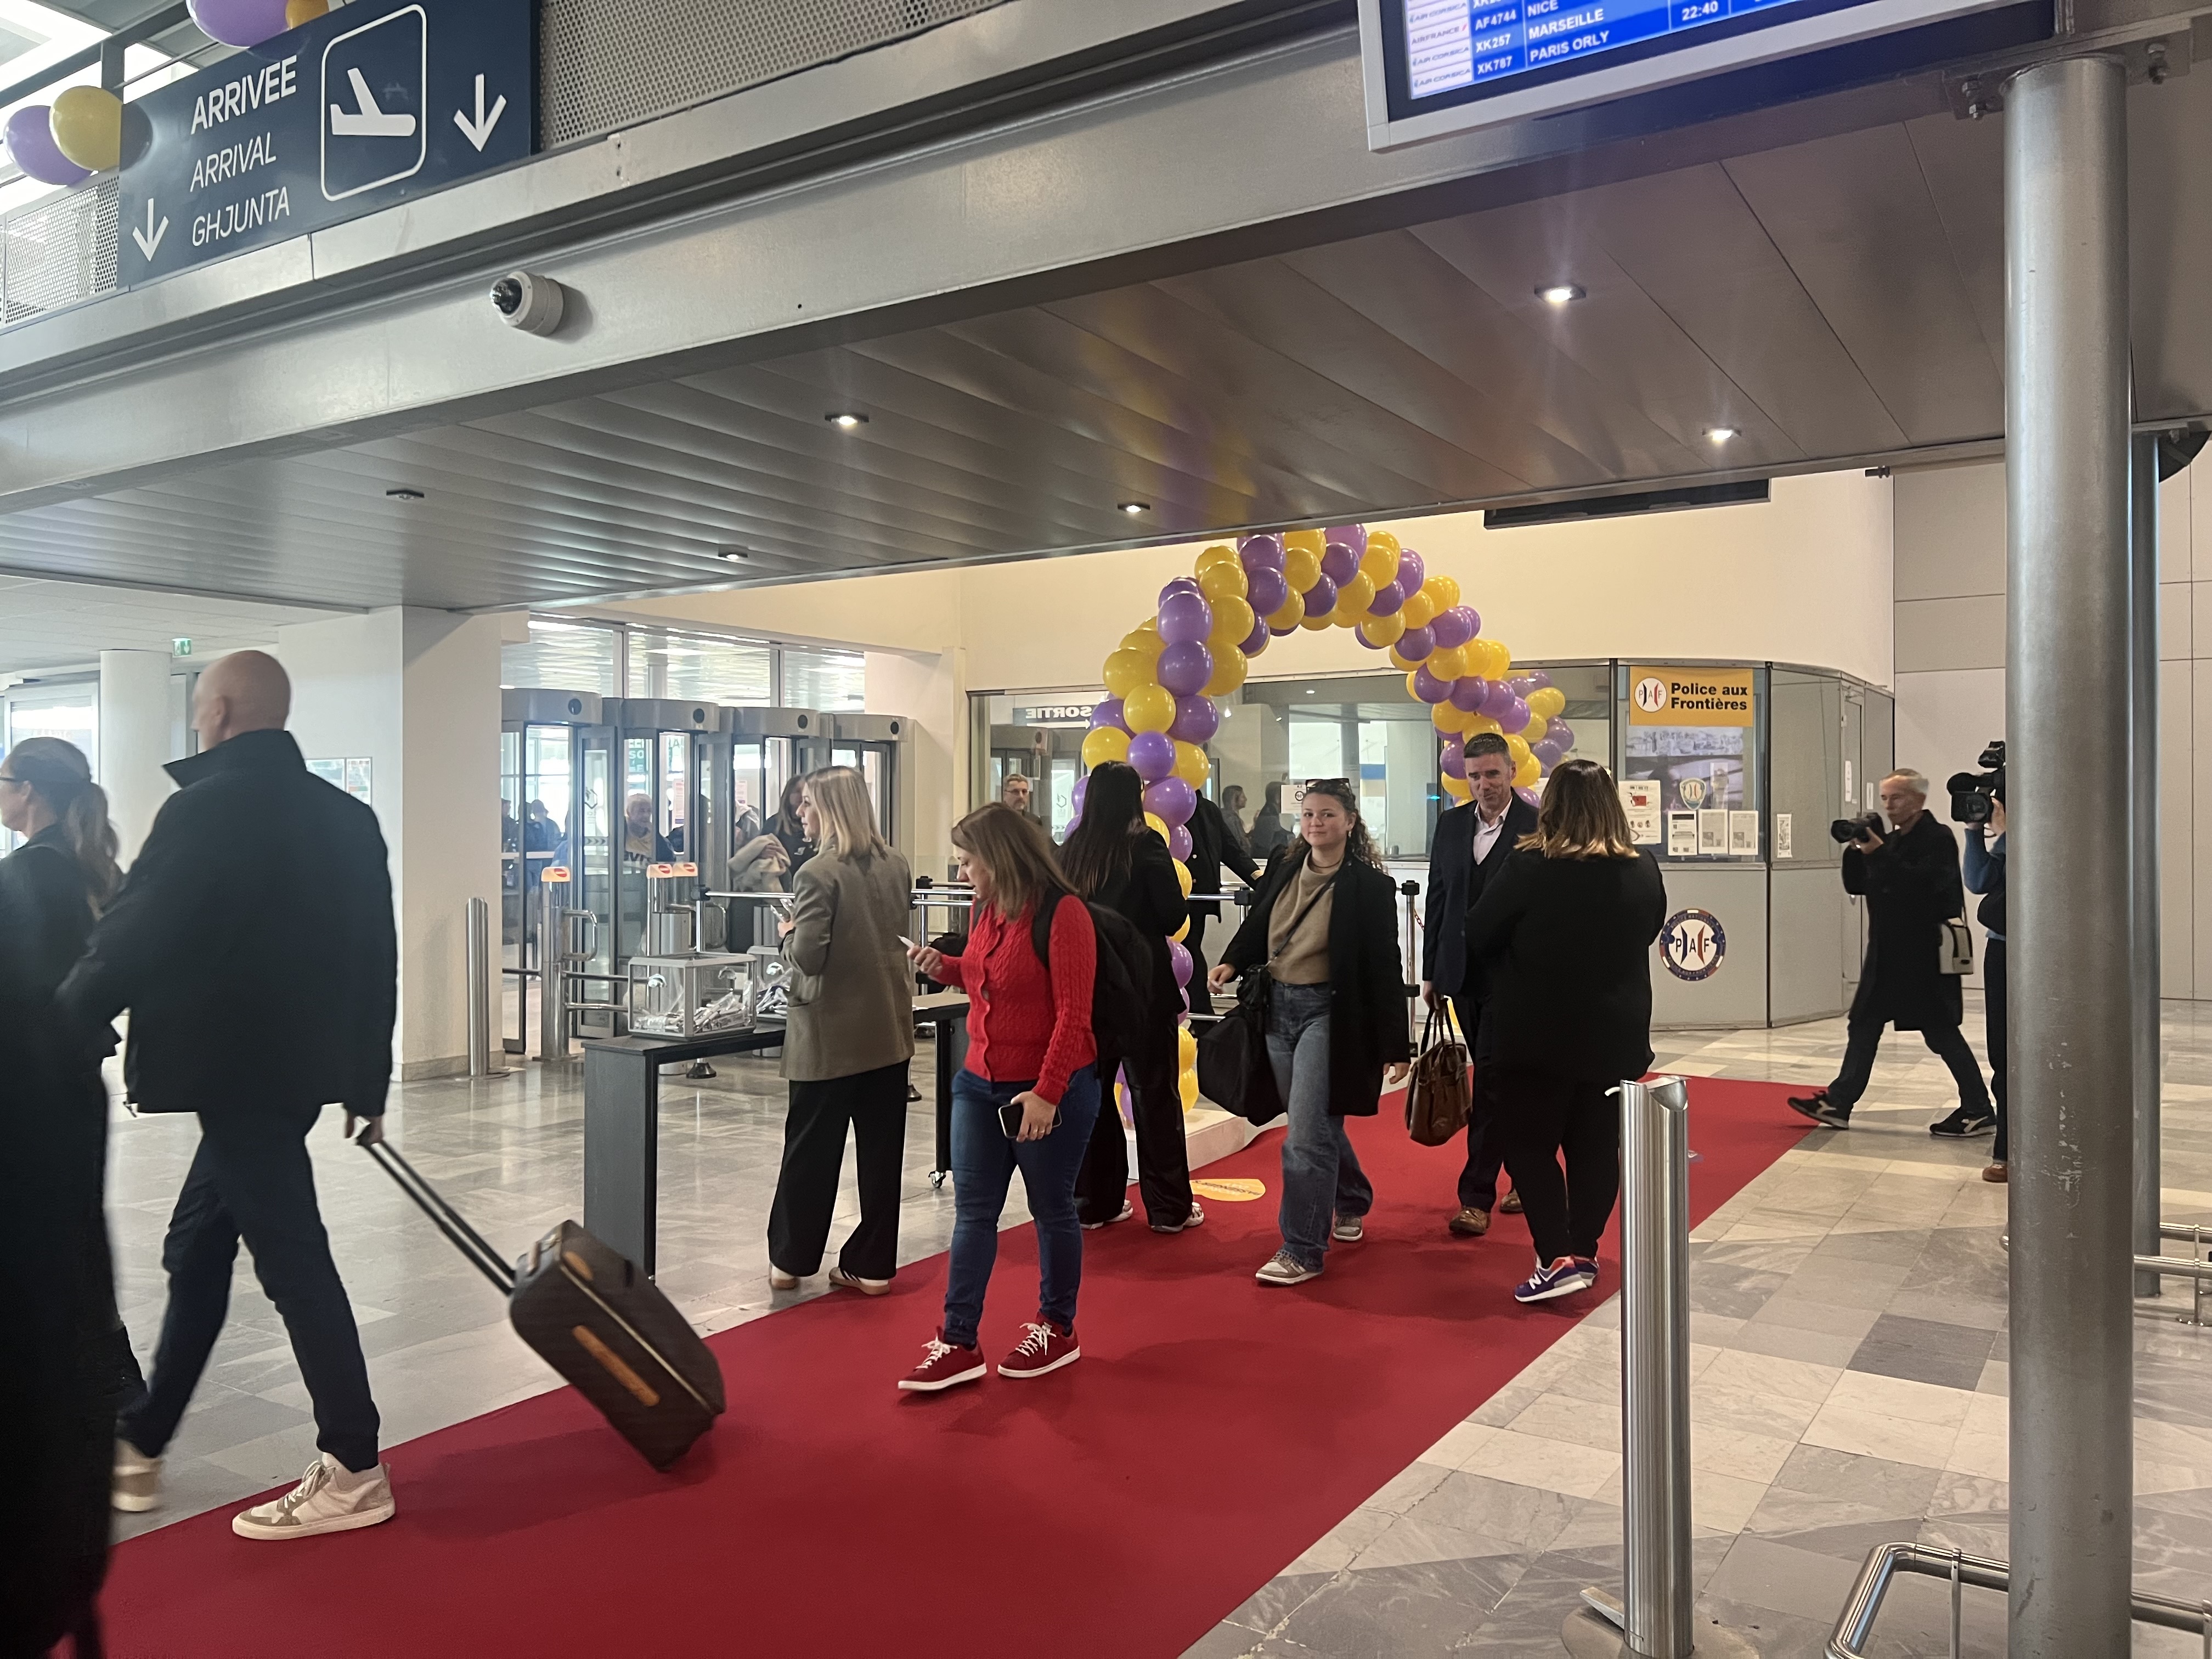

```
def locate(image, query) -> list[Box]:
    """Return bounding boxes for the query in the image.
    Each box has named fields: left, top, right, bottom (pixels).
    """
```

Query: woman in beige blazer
left=768, top=766, right=916, bottom=1294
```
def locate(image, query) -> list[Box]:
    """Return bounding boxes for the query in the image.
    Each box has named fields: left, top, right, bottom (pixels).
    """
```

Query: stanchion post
left=1620, top=1074, right=1694, bottom=1659
left=466, top=895, right=506, bottom=1079
left=540, top=879, right=569, bottom=1063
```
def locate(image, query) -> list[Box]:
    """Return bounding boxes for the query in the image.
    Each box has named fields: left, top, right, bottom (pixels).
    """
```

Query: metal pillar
left=2004, top=54, right=2134, bottom=1657
left=1620, top=1075, right=1694, bottom=1659
left=466, top=896, right=506, bottom=1079
left=2132, top=432, right=2163, bottom=1298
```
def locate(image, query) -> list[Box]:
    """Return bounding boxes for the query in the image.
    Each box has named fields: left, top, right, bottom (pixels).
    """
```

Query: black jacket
left=1186, top=795, right=1260, bottom=923
left=1090, top=833, right=1190, bottom=1068
left=1846, top=811, right=1966, bottom=1032
left=1424, top=794, right=1540, bottom=1003
left=1467, top=848, right=1668, bottom=1082
left=57, top=729, right=398, bottom=1118
left=1221, top=851, right=1411, bottom=1117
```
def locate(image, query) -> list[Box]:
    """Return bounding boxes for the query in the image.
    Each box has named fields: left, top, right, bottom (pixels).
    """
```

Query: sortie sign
left=116, top=0, right=534, bottom=288
left=1628, top=665, right=1757, bottom=727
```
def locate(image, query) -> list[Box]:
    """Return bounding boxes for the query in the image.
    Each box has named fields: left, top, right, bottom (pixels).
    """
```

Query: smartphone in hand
left=998, top=1101, right=1061, bottom=1138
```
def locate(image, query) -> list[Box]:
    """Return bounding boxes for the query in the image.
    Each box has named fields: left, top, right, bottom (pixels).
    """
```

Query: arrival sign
left=116, top=0, right=533, bottom=287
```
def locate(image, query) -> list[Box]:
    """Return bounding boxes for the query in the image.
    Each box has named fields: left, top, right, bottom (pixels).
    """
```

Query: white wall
left=1892, top=455, right=2205, bottom=996
left=279, top=608, right=503, bottom=1075
left=96, top=648, right=176, bottom=862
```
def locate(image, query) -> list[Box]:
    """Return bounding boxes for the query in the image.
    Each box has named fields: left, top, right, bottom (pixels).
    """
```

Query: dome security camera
left=490, top=271, right=565, bottom=336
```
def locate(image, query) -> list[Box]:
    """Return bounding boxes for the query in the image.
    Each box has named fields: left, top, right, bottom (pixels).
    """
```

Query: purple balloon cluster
left=3, top=106, right=88, bottom=188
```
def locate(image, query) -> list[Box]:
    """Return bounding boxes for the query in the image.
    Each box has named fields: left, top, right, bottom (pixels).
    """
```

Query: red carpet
left=102, top=1078, right=1810, bottom=1658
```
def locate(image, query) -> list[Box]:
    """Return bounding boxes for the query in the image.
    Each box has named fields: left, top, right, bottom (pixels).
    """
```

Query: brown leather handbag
left=1405, top=1001, right=1472, bottom=1147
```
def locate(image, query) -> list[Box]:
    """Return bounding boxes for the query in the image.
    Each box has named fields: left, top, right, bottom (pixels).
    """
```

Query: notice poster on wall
left=1697, top=810, right=1728, bottom=856
left=309, top=757, right=373, bottom=805
left=1667, top=812, right=1697, bottom=857
left=1775, top=813, right=1794, bottom=859
left=1620, top=780, right=1662, bottom=845
left=1728, top=810, right=1759, bottom=857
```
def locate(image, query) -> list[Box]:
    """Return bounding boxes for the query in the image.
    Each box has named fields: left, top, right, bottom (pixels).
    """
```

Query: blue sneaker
left=1513, top=1256, right=1598, bottom=1304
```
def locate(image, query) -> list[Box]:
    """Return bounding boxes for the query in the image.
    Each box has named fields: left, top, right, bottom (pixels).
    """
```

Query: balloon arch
left=1068, top=522, right=1572, bottom=1115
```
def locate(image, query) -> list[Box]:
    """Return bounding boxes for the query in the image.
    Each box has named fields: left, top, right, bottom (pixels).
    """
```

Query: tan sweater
left=1267, top=855, right=1341, bottom=984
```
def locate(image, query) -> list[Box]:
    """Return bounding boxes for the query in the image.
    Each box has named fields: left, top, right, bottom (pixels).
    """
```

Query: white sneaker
left=231, top=1453, right=396, bottom=1541
left=1255, top=1251, right=1322, bottom=1286
left=112, top=1438, right=161, bottom=1513
left=1332, top=1215, right=1365, bottom=1243
left=1082, top=1200, right=1134, bottom=1232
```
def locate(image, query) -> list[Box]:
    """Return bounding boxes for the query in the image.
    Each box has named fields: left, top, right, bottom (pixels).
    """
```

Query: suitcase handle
left=360, top=1133, right=517, bottom=1294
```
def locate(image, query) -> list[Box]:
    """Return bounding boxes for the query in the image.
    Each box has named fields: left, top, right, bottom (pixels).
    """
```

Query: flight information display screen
left=1403, top=0, right=1801, bottom=97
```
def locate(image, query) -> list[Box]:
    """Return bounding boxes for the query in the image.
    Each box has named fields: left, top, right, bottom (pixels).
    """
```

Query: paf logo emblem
left=1678, top=776, right=1709, bottom=808
left=1661, top=908, right=1726, bottom=981
left=1633, top=676, right=1669, bottom=714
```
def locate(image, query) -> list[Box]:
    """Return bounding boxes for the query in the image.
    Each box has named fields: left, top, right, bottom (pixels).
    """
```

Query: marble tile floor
left=1187, top=993, right=2212, bottom=1658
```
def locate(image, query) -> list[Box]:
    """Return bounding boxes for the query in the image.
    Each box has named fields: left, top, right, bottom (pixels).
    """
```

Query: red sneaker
left=997, top=1321, right=1080, bottom=1379
left=897, top=1331, right=986, bottom=1393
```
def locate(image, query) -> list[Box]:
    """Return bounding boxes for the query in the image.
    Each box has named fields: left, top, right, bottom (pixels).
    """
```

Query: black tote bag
left=1193, top=874, right=1336, bottom=1126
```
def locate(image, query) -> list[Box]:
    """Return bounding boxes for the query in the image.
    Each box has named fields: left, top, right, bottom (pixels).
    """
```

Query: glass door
left=830, top=741, right=895, bottom=841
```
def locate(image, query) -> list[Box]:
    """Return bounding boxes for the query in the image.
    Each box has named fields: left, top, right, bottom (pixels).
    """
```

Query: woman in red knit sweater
left=901, top=804, right=1099, bottom=1392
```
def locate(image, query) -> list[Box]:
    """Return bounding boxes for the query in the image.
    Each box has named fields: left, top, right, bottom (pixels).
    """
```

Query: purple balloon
left=1320, top=540, right=1359, bottom=585
left=1325, top=524, right=1368, bottom=556
left=1367, top=578, right=1404, bottom=617
left=1144, top=776, right=1197, bottom=828
left=1169, top=822, right=1194, bottom=862
left=1156, top=639, right=1213, bottom=697
left=1516, top=787, right=1542, bottom=809
left=1449, top=675, right=1489, bottom=713
left=1302, top=572, right=1338, bottom=618
left=187, top=0, right=291, bottom=48
left=1240, top=618, right=1271, bottom=655
left=1442, top=746, right=1468, bottom=781
left=1071, top=776, right=1090, bottom=818
left=1160, top=578, right=1202, bottom=601
left=3, top=107, right=89, bottom=187
left=1533, top=739, right=1566, bottom=768
left=1091, top=697, right=1127, bottom=733
left=1497, top=697, right=1531, bottom=735
left=1429, top=606, right=1474, bottom=650
left=1396, top=624, right=1435, bottom=662
left=1460, top=606, right=1484, bottom=640
left=1413, top=667, right=1452, bottom=703
left=1167, top=939, right=1194, bottom=989
left=1128, top=730, right=1175, bottom=781
left=1508, top=675, right=1539, bottom=698
left=1525, top=670, right=1554, bottom=691
left=1548, top=719, right=1576, bottom=752
left=1396, top=549, right=1426, bottom=594
left=1479, top=679, right=1518, bottom=719
left=1158, top=590, right=1212, bottom=647
left=1246, top=567, right=1289, bottom=618
left=1238, top=534, right=1285, bottom=572
left=1169, top=694, right=1220, bottom=745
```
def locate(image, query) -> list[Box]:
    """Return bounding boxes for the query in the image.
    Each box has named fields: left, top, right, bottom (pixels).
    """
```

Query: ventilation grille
left=540, top=0, right=1007, bottom=148
left=0, top=180, right=119, bottom=328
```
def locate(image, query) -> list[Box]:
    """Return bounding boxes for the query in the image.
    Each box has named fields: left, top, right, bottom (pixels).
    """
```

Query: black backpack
left=1030, top=892, right=1158, bottom=1066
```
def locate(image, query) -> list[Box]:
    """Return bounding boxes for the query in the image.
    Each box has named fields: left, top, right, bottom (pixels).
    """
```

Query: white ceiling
left=0, top=575, right=346, bottom=676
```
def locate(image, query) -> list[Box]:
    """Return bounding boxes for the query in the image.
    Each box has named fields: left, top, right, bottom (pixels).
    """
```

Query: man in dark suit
left=1424, top=732, right=1539, bottom=1235
left=1185, top=791, right=1260, bottom=998
left=59, top=650, right=400, bottom=1542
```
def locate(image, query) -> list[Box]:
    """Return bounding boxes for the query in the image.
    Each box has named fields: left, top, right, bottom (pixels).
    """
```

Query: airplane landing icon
left=330, top=66, right=417, bottom=138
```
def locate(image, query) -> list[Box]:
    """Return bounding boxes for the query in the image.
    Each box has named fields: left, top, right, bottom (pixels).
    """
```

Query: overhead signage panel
left=118, top=0, right=533, bottom=287
left=1360, top=0, right=2020, bottom=146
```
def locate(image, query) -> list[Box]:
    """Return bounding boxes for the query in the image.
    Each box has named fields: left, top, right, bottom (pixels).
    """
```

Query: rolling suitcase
left=363, top=1137, right=724, bottom=1469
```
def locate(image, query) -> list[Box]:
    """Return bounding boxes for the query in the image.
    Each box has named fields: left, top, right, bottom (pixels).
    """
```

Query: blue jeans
left=944, top=1065, right=1103, bottom=1350
left=1267, top=982, right=1372, bottom=1272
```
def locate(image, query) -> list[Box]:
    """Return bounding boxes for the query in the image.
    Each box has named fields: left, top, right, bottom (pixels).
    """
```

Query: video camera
left=1947, top=741, right=2006, bottom=825
left=1829, top=811, right=1882, bottom=845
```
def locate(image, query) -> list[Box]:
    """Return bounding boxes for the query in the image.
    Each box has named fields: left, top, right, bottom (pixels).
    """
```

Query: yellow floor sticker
left=1190, top=1177, right=1267, bottom=1203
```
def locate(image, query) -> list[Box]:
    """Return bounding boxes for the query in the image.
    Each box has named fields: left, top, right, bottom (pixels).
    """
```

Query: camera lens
left=490, top=276, right=523, bottom=316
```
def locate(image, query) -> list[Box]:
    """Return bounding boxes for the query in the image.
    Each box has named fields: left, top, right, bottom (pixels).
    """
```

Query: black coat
left=1846, top=811, right=1966, bottom=1031
left=1424, top=794, right=1540, bottom=1003
left=1186, top=795, right=1260, bottom=922
left=1467, top=848, right=1668, bottom=1082
left=1221, top=851, right=1411, bottom=1117
left=58, top=729, right=398, bottom=1118
left=1091, top=833, right=1190, bottom=1069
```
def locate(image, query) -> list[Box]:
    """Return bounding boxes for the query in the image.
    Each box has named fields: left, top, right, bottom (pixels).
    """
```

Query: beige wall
left=1892, top=454, right=2207, bottom=996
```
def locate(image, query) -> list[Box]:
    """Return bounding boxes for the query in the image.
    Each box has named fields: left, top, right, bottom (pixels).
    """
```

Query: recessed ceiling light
left=385, top=487, right=424, bottom=500
left=826, top=412, right=868, bottom=428
left=1119, top=501, right=1149, bottom=515
left=1537, top=283, right=1585, bottom=305
left=717, top=549, right=750, bottom=563
left=1705, top=426, right=1739, bottom=443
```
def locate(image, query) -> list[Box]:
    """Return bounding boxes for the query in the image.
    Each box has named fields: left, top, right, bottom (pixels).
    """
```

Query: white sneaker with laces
left=1255, top=1251, right=1322, bottom=1286
left=231, top=1453, right=396, bottom=1541
left=1332, top=1215, right=1365, bottom=1243
left=112, top=1439, right=161, bottom=1513
left=1082, top=1200, right=1134, bottom=1232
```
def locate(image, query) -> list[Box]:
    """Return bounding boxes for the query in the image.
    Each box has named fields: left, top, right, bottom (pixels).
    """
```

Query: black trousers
left=1449, top=992, right=1508, bottom=1212
left=1987, top=939, right=2010, bottom=1160
left=1824, top=1008, right=1993, bottom=1119
left=766, top=1061, right=910, bottom=1280
left=1497, top=1068, right=1621, bottom=1265
left=1076, top=1046, right=1194, bottom=1228
left=122, top=1103, right=380, bottom=1474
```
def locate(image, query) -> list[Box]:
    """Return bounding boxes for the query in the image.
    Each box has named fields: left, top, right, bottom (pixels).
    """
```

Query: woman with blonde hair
left=1466, top=759, right=1667, bottom=1305
left=767, top=766, right=915, bottom=1296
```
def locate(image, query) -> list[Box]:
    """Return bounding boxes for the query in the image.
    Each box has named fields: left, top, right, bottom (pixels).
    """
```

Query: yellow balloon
left=1367, top=529, right=1401, bottom=561
left=1476, top=639, right=1513, bottom=679
left=1198, top=560, right=1249, bottom=604
left=1515, top=755, right=1542, bottom=789
left=1203, top=645, right=1249, bottom=696
left=1401, top=591, right=1438, bottom=630
left=1522, top=714, right=1548, bottom=747
left=1195, top=543, right=1239, bottom=574
left=1082, top=726, right=1131, bottom=770
left=1283, top=528, right=1327, bottom=561
left=1528, top=686, right=1566, bottom=720
left=1268, top=594, right=1305, bottom=630
left=1145, top=811, right=1171, bottom=842
left=1102, top=648, right=1151, bottom=698
left=1122, top=627, right=1166, bottom=659
left=1175, top=857, right=1195, bottom=896
left=1124, top=682, right=1177, bottom=734
left=1426, top=574, right=1462, bottom=610
left=1359, top=540, right=1397, bottom=588
left=1360, top=613, right=1406, bottom=648
left=1336, top=572, right=1376, bottom=614
left=1390, top=643, right=1427, bottom=673
left=1207, top=594, right=1256, bottom=647
left=1426, top=645, right=1468, bottom=681
left=1506, top=733, right=1532, bottom=769
left=285, top=0, right=329, bottom=21
left=1299, top=606, right=1335, bottom=631
left=1172, top=741, right=1211, bottom=787
left=50, top=86, right=122, bottom=172
left=1178, top=1067, right=1200, bottom=1110
left=1178, top=1026, right=1198, bottom=1072
left=1284, top=545, right=1322, bottom=594
left=1441, top=772, right=1472, bottom=800
left=1465, top=713, right=1502, bottom=737
left=1432, top=702, right=1463, bottom=735
left=1171, top=917, right=1189, bottom=943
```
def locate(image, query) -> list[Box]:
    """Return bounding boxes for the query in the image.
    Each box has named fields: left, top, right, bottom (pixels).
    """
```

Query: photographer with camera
left=1787, top=769, right=1996, bottom=1136
left=1954, top=743, right=2008, bottom=1181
